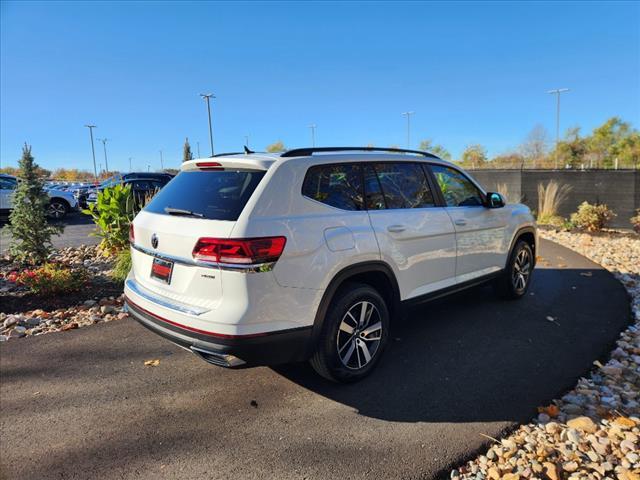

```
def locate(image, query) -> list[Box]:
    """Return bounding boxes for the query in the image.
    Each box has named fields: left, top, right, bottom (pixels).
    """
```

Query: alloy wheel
left=512, top=247, right=531, bottom=292
left=336, top=301, right=383, bottom=370
left=48, top=202, right=66, bottom=219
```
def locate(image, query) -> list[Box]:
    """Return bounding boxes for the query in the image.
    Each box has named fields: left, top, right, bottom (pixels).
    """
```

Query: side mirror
left=485, top=192, right=505, bottom=208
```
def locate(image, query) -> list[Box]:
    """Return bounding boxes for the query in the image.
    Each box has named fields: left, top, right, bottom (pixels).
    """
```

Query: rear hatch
left=130, top=161, right=268, bottom=309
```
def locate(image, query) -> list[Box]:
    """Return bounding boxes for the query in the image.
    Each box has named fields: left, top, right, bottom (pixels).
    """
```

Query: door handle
left=387, top=225, right=406, bottom=233
left=454, top=219, right=467, bottom=226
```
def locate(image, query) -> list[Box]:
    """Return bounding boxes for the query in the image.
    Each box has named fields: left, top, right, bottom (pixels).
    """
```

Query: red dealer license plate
left=150, top=258, right=173, bottom=284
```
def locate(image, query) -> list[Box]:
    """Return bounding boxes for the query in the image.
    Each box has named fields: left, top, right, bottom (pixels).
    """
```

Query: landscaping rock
left=453, top=229, right=640, bottom=479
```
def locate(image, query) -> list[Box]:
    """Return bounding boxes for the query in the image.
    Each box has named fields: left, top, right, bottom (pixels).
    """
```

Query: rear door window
left=144, top=170, right=265, bottom=221
left=369, top=162, right=435, bottom=209
left=302, top=163, right=364, bottom=211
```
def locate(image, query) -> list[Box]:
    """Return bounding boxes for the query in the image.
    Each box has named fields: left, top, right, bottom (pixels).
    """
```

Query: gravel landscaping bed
left=0, top=245, right=128, bottom=341
left=451, top=229, right=640, bottom=480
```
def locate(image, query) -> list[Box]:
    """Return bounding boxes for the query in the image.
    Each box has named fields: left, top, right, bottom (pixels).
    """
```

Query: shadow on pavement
left=274, top=267, right=629, bottom=424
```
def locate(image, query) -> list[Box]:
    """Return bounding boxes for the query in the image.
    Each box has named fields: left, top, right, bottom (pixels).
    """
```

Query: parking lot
left=0, top=213, right=98, bottom=253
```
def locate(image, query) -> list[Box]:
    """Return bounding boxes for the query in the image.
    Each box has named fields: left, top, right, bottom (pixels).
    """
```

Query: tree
left=459, top=144, right=488, bottom=169
left=555, top=127, right=587, bottom=169
left=266, top=141, right=286, bottom=153
left=491, top=152, right=525, bottom=169
left=8, top=144, right=63, bottom=265
left=1, top=165, right=51, bottom=178
left=183, top=137, right=194, bottom=162
left=419, top=139, right=452, bottom=161
left=587, top=117, right=633, bottom=168
left=520, top=125, right=549, bottom=167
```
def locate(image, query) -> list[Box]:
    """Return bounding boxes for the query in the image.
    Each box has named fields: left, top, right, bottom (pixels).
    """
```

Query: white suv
left=124, top=147, right=537, bottom=382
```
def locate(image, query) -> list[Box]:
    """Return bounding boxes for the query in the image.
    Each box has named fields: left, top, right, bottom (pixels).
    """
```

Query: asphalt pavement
left=0, top=240, right=630, bottom=480
left=0, top=214, right=99, bottom=253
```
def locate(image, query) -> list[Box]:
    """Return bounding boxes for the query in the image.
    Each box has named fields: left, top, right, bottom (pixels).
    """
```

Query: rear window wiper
left=164, top=207, right=204, bottom=218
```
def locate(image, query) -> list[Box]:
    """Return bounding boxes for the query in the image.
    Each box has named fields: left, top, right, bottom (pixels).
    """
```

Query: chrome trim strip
left=125, top=278, right=210, bottom=316
left=130, top=243, right=275, bottom=273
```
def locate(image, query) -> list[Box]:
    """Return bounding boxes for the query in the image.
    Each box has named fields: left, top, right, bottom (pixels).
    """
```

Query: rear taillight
left=192, top=237, right=286, bottom=265
left=129, top=224, right=135, bottom=244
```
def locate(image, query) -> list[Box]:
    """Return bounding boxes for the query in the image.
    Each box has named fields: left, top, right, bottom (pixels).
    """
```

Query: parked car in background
left=1, top=173, right=79, bottom=220
left=124, top=147, right=537, bottom=383
left=83, top=172, right=173, bottom=208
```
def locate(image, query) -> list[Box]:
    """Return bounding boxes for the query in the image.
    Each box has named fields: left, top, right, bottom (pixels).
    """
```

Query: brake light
left=196, top=161, right=223, bottom=170
left=129, top=224, right=135, bottom=244
left=192, top=237, right=286, bottom=265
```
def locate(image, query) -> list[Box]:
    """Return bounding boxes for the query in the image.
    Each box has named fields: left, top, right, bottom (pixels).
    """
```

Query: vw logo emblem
left=151, top=234, right=159, bottom=249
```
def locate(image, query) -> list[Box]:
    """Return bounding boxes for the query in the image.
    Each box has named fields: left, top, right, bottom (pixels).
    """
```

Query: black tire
left=48, top=199, right=69, bottom=220
left=310, top=282, right=389, bottom=383
left=495, top=240, right=534, bottom=300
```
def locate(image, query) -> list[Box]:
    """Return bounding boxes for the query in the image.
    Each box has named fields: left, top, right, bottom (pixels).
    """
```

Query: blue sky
left=1, top=1, right=639, bottom=172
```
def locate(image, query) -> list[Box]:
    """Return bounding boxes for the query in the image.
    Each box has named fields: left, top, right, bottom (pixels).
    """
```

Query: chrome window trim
left=130, top=243, right=276, bottom=273
left=125, top=278, right=210, bottom=316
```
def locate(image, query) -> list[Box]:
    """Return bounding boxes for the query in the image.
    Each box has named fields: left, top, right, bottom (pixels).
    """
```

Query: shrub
left=7, top=264, right=88, bottom=295
left=536, top=180, right=572, bottom=226
left=570, top=202, right=616, bottom=232
left=111, top=248, right=132, bottom=283
left=631, top=209, right=640, bottom=234
left=83, top=184, right=134, bottom=255
left=8, top=144, right=63, bottom=264
left=496, top=182, right=522, bottom=204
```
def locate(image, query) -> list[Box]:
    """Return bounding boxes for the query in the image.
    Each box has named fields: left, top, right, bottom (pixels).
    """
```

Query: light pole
left=401, top=111, right=414, bottom=149
left=244, top=135, right=250, bottom=148
left=547, top=88, right=570, bottom=169
left=84, top=124, right=98, bottom=181
left=96, top=138, right=109, bottom=173
left=309, top=124, right=316, bottom=147
left=196, top=142, right=201, bottom=158
left=159, top=150, right=164, bottom=170
left=200, top=93, right=216, bottom=156
left=128, top=157, right=132, bottom=172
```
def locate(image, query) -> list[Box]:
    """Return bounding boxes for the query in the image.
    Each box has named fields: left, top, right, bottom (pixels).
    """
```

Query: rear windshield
left=144, top=170, right=265, bottom=221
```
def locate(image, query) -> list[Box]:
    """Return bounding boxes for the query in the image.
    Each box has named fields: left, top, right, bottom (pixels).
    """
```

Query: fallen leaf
left=613, top=416, right=637, bottom=428
left=537, top=404, right=560, bottom=418
left=580, top=271, right=593, bottom=277
left=144, top=359, right=160, bottom=367
left=546, top=316, right=561, bottom=326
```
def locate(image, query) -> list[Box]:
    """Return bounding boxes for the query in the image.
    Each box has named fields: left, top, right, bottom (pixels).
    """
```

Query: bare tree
left=520, top=125, right=550, bottom=167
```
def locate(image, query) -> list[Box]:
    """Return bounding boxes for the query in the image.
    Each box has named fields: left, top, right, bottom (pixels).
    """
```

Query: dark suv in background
left=81, top=172, right=174, bottom=208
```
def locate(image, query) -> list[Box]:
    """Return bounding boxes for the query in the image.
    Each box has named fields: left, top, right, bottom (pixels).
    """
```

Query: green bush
left=7, top=264, right=88, bottom=295
left=83, top=184, right=134, bottom=255
left=8, top=145, right=63, bottom=265
left=536, top=213, right=566, bottom=228
left=111, top=248, right=132, bottom=283
left=631, top=209, right=640, bottom=234
left=570, top=202, right=616, bottom=232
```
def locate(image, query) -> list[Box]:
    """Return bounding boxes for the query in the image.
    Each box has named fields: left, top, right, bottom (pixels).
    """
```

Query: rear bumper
left=125, top=296, right=313, bottom=368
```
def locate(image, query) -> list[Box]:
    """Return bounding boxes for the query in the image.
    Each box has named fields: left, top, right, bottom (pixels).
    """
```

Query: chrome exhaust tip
left=191, top=346, right=246, bottom=367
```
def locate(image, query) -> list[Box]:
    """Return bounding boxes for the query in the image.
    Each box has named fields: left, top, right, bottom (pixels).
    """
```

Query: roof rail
left=280, top=146, right=439, bottom=158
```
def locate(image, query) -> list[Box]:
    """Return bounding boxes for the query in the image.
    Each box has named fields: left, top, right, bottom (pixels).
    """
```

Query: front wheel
left=310, top=283, right=389, bottom=383
left=48, top=199, right=69, bottom=220
left=495, top=240, right=534, bottom=299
